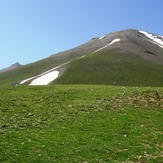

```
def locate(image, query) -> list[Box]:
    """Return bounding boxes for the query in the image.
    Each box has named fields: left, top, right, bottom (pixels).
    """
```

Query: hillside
left=54, top=51, right=163, bottom=86
left=0, top=29, right=163, bottom=86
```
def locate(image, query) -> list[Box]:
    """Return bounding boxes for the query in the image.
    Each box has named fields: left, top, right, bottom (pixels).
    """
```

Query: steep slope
left=0, top=29, right=163, bottom=86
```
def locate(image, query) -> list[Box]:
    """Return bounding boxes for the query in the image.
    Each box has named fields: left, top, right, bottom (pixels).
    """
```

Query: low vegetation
left=0, top=85, right=163, bottom=162
left=55, top=51, right=163, bottom=86
left=0, top=48, right=85, bottom=86
left=1, top=50, right=163, bottom=87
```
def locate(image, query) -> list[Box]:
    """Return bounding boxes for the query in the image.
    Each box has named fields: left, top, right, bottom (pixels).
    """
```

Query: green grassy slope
left=0, top=85, right=163, bottom=162
left=1, top=50, right=163, bottom=87
left=55, top=51, right=163, bottom=86
left=0, top=52, right=83, bottom=86
left=0, top=37, right=98, bottom=86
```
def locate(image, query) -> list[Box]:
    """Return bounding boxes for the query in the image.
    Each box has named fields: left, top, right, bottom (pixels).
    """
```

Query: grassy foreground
left=0, top=85, right=163, bottom=162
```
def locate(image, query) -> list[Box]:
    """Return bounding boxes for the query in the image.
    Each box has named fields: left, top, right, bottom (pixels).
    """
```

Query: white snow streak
left=92, top=38, right=120, bottom=53
left=77, top=55, right=86, bottom=59
left=139, top=30, right=163, bottom=48
left=20, top=61, right=71, bottom=85
left=99, top=35, right=105, bottom=40
left=20, top=76, right=36, bottom=84
left=20, top=55, right=86, bottom=85
left=29, top=71, right=59, bottom=85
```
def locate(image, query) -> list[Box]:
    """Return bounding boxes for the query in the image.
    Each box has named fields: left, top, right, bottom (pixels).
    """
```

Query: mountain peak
left=0, top=62, right=21, bottom=73
left=10, top=62, right=21, bottom=68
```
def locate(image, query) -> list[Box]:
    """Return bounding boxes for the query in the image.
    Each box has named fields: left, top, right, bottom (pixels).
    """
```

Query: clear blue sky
left=0, top=0, right=163, bottom=69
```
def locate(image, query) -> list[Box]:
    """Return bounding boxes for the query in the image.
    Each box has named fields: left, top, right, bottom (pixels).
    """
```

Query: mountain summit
left=0, top=62, right=21, bottom=73
left=0, top=29, right=163, bottom=86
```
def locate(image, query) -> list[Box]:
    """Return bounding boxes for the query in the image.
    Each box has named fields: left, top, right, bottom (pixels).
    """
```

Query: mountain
left=0, top=29, right=163, bottom=86
left=0, top=62, right=21, bottom=73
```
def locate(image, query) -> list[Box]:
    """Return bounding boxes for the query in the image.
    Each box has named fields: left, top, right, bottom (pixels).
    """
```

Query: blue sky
left=0, top=0, right=163, bottom=69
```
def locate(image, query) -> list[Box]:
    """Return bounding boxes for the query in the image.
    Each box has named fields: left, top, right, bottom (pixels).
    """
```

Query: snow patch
left=20, top=61, right=71, bottom=85
left=99, top=35, right=105, bottom=40
left=20, top=76, right=36, bottom=84
left=110, top=38, right=121, bottom=45
left=20, top=55, right=86, bottom=85
left=92, top=38, right=120, bottom=53
left=139, top=30, right=163, bottom=48
left=29, top=71, right=59, bottom=85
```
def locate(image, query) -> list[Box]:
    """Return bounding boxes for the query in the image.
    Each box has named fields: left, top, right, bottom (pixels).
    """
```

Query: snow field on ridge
left=139, top=30, right=163, bottom=48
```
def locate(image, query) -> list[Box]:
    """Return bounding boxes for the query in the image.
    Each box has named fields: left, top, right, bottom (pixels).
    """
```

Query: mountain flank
left=0, top=29, right=163, bottom=86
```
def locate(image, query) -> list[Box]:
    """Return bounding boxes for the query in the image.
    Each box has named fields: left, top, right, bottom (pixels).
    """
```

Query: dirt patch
left=112, top=90, right=163, bottom=108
